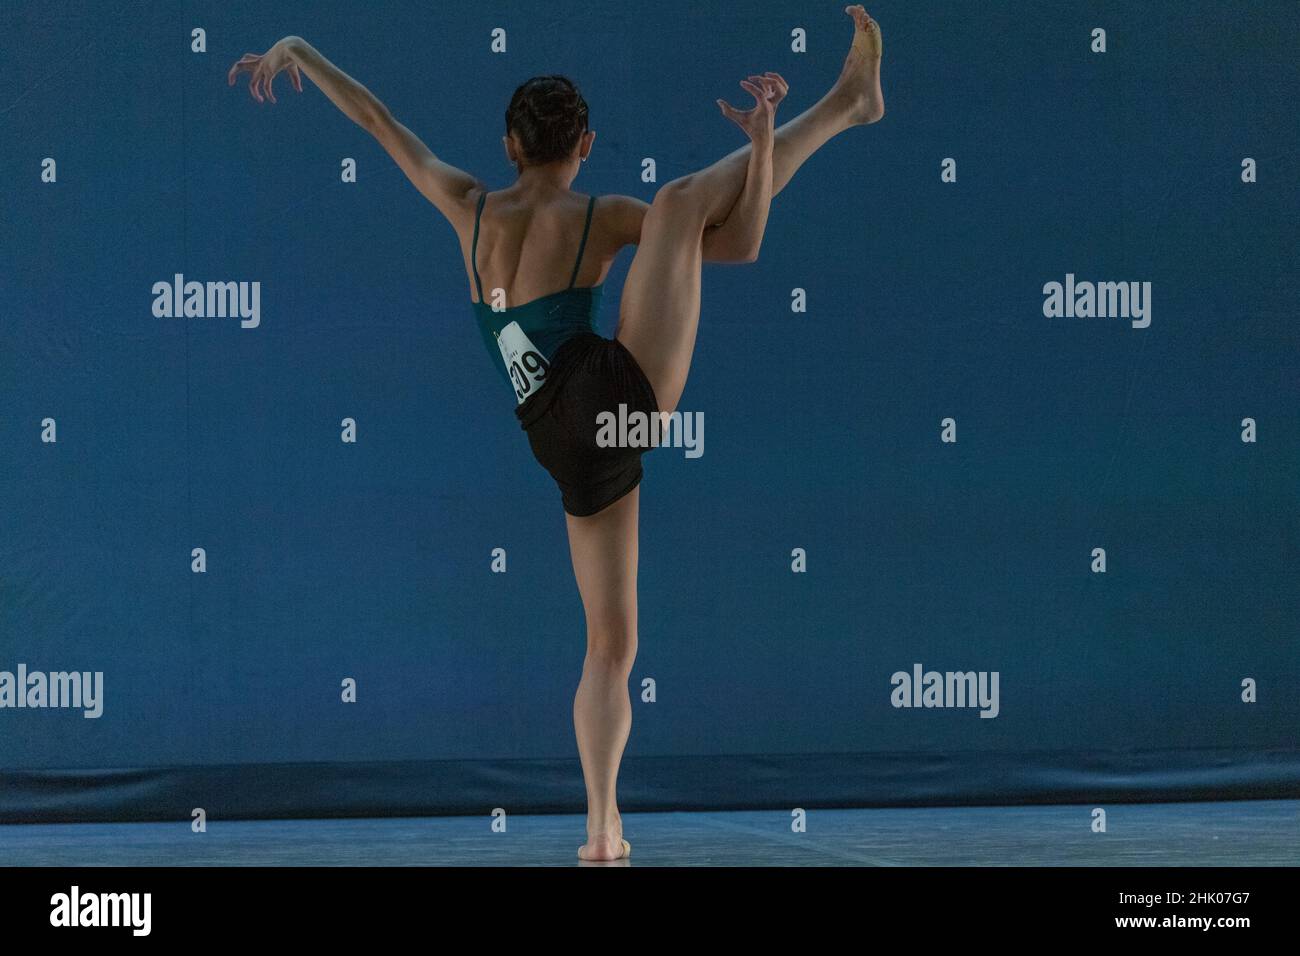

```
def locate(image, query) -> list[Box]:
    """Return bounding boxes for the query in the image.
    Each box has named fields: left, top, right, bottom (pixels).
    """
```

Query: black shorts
left=515, top=332, right=660, bottom=517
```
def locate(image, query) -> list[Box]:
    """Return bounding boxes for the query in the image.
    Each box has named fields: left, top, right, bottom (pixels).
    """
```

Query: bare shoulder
left=455, top=181, right=490, bottom=223
left=596, top=193, right=651, bottom=248
left=446, top=182, right=490, bottom=246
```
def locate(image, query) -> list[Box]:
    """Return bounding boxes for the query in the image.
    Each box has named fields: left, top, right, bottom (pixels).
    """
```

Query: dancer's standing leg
left=567, top=487, right=640, bottom=861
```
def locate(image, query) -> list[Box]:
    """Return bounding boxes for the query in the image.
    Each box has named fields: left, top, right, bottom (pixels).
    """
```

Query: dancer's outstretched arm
left=228, top=36, right=481, bottom=225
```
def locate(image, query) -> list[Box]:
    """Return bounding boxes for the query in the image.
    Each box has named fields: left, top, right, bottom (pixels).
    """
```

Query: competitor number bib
left=497, top=321, right=550, bottom=404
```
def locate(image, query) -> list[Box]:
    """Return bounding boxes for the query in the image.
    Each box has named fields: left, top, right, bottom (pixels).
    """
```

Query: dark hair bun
left=505, top=75, right=590, bottom=167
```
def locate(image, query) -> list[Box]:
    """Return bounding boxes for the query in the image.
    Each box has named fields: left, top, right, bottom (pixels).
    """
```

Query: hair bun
left=504, top=76, right=590, bottom=167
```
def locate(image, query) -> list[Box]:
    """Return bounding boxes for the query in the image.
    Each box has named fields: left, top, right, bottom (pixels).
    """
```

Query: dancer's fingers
left=264, top=70, right=277, bottom=103
left=739, top=79, right=764, bottom=104
left=760, top=76, right=786, bottom=107
left=228, top=53, right=259, bottom=86
left=716, top=98, right=749, bottom=130
left=746, top=75, right=776, bottom=100
left=763, top=72, right=788, bottom=95
left=746, top=77, right=775, bottom=111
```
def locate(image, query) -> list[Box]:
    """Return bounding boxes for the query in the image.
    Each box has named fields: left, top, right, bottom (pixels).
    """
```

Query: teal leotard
left=471, top=191, right=603, bottom=404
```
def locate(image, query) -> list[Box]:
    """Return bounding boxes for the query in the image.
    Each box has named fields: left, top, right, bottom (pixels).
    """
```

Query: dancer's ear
left=578, top=129, right=595, bottom=162
left=503, top=133, right=521, bottom=168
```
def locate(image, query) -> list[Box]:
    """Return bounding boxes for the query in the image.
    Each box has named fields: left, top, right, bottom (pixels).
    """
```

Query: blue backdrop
left=2, top=0, right=1297, bottom=821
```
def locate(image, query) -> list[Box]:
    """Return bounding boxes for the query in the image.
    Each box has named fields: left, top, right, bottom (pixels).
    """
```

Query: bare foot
left=578, top=828, right=631, bottom=861
left=833, top=5, right=885, bottom=125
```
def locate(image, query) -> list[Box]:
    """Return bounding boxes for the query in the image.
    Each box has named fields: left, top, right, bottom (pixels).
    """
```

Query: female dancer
left=229, top=5, right=884, bottom=861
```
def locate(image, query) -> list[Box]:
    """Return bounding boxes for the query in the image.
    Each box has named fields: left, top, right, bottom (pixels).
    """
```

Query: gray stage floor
left=2, top=800, right=1296, bottom=866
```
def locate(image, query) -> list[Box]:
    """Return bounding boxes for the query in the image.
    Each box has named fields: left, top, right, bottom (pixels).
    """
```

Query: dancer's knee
left=654, top=174, right=695, bottom=200
left=650, top=175, right=705, bottom=216
left=584, top=618, right=637, bottom=675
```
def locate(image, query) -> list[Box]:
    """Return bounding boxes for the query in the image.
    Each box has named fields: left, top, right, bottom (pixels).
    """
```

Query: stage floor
left=2, top=800, right=1296, bottom=866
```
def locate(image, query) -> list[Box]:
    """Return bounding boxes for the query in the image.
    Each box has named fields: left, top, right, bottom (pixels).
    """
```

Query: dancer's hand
left=228, top=37, right=305, bottom=104
left=716, top=72, right=787, bottom=142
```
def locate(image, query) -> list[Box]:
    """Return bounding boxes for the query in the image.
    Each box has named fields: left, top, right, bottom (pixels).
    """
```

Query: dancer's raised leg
left=617, top=95, right=774, bottom=417
left=617, top=6, right=885, bottom=415
left=735, top=5, right=883, bottom=202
